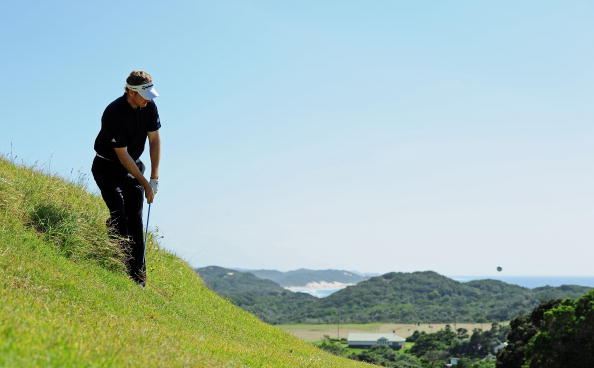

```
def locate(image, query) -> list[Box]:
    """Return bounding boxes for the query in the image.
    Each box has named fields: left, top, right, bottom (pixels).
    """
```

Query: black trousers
left=92, top=156, right=146, bottom=284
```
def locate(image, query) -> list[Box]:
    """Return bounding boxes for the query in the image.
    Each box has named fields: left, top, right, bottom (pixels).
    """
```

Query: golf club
left=143, top=202, right=151, bottom=284
left=144, top=203, right=152, bottom=243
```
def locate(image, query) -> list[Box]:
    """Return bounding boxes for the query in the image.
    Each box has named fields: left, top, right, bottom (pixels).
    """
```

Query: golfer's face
left=133, top=91, right=150, bottom=108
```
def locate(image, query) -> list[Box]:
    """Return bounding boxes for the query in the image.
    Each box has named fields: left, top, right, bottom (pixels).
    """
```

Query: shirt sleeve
left=148, top=103, right=161, bottom=132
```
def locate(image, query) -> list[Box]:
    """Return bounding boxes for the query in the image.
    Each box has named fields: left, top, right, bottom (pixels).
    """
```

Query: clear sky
left=2, top=1, right=594, bottom=276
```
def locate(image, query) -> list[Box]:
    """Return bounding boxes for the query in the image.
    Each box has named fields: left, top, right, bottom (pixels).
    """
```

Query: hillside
left=196, top=266, right=316, bottom=323
left=197, top=266, right=290, bottom=294
left=245, top=268, right=368, bottom=287
left=310, top=272, right=591, bottom=323
left=0, top=157, right=374, bottom=368
left=199, top=268, right=591, bottom=324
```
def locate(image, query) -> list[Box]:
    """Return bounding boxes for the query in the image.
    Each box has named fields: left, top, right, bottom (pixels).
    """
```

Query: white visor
left=126, top=82, right=159, bottom=100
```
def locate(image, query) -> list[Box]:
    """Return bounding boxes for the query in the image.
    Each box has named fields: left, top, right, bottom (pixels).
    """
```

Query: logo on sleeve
left=111, top=138, right=116, bottom=143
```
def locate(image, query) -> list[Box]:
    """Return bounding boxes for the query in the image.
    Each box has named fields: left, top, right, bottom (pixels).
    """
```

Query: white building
left=347, top=333, right=406, bottom=349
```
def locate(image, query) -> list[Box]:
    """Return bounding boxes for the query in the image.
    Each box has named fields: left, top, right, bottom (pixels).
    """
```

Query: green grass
left=0, top=157, right=377, bottom=368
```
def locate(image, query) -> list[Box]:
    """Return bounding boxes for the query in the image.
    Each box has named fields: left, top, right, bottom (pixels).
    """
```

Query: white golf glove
left=149, top=178, right=159, bottom=195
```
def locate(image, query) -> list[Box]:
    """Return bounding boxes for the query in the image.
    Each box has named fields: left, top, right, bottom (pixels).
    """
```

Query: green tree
left=350, top=346, right=423, bottom=368
left=525, top=290, right=594, bottom=368
left=406, top=330, right=422, bottom=342
left=453, top=323, right=508, bottom=358
left=496, top=299, right=560, bottom=368
left=457, top=327, right=469, bottom=339
left=316, top=336, right=348, bottom=357
left=409, top=325, right=456, bottom=358
left=497, top=290, right=594, bottom=368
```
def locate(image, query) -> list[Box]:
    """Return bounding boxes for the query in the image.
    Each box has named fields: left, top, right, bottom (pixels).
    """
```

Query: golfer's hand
left=149, top=178, right=159, bottom=195
left=144, top=183, right=155, bottom=204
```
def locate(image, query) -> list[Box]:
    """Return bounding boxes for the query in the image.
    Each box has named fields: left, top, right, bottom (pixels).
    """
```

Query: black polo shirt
left=94, top=94, right=161, bottom=161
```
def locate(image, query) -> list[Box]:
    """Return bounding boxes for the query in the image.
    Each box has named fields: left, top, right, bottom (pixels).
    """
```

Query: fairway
left=277, top=322, right=506, bottom=342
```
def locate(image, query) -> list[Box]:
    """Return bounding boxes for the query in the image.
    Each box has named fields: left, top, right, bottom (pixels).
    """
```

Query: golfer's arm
left=114, top=147, right=149, bottom=187
left=148, top=130, right=161, bottom=179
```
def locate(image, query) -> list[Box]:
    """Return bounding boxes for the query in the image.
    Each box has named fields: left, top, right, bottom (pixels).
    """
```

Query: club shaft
left=145, top=203, right=151, bottom=242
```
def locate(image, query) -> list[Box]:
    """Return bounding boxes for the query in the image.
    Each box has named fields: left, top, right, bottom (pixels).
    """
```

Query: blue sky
left=2, top=1, right=594, bottom=275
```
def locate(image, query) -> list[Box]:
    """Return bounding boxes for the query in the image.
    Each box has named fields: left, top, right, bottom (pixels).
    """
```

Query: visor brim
left=138, top=86, right=159, bottom=100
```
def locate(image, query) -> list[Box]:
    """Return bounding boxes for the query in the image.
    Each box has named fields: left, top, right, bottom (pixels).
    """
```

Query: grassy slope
left=0, top=158, right=375, bottom=368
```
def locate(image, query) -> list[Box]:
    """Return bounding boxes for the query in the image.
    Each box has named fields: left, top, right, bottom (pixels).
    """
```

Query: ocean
left=449, top=275, right=594, bottom=289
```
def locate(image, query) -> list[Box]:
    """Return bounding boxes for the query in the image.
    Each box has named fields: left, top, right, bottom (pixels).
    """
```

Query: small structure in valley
left=347, top=333, right=406, bottom=349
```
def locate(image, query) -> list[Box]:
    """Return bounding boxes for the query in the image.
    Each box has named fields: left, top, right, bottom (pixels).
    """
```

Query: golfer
left=92, top=70, right=161, bottom=286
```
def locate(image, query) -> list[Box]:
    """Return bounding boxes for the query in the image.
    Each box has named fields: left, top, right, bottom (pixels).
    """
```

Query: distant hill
left=197, top=267, right=592, bottom=325
left=307, top=272, right=592, bottom=323
left=196, top=266, right=317, bottom=323
left=198, top=266, right=287, bottom=294
left=244, top=268, right=368, bottom=287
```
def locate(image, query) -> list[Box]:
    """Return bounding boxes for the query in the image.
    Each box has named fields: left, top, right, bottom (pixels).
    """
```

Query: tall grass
left=0, top=156, right=126, bottom=272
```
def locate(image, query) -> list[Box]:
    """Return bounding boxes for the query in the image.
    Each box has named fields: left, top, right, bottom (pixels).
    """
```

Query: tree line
left=197, top=267, right=591, bottom=324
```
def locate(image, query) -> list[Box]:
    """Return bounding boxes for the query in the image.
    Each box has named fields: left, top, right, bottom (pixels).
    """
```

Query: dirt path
left=278, top=322, right=504, bottom=342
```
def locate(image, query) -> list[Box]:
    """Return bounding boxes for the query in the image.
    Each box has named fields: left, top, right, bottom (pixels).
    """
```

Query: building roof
left=347, top=333, right=406, bottom=342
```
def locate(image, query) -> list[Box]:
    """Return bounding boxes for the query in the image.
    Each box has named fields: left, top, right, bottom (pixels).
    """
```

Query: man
left=92, top=70, right=161, bottom=286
